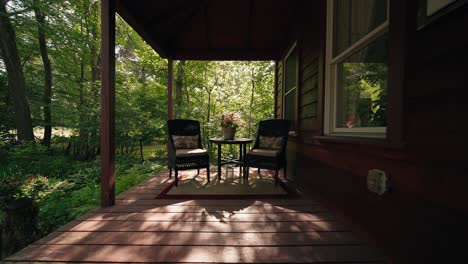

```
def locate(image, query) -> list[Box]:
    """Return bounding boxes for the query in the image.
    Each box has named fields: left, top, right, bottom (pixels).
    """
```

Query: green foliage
left=0, top=171, right=48, bottom=207
left=38, top=182, right=100, bottom=233
left=0, top=142, right=78, bottom=178
left=0, top=140, right=162, bottom=233
left=0, top=0, right=274, bottom=240
left=342, top=62, right=387, bottom=127
left=39, top=159, right=160, bottom=233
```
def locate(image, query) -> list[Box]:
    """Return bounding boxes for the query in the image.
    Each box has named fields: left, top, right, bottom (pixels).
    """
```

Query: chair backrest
left=168, top=119, right=200, bottom=136
left=254, top=119, right=291, bottom=151
left=257, top=119, right=290, bottom=137
left=167, top=119, right=202, bottom=149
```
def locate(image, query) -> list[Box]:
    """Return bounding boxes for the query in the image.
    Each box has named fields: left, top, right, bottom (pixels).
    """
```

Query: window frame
left=417, top=0, right=468, bottom=29
left=282, top=42, right=298, bottom=132
left=324, top=0, right=389, bottom=138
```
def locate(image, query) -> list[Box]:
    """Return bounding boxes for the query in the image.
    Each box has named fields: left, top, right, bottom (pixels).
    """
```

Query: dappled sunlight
left=7, top=170, right=383, bottom=263
left=161, top=168, right=288, bottom=197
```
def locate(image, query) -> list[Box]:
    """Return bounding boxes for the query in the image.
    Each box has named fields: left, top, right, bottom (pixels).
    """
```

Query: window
left=417, top=0, right=467, bottom=29
left=325, top=0, right=388, bottom=137
left=426, top=0, right=456, bottom=15
left=284, top=44, right=297, bottom=131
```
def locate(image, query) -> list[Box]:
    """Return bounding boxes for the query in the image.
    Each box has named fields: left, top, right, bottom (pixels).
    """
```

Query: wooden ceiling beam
left=116, top=0, right=170, bottom=58
left=283, top=0, right=301, bottom=51
left=147, top=5, right=189, bottom=27
left=116, top=0, right=292, bottom=60
left=246, top=0, right=254, bottom=49
left=168, top=0, right=208, bottom=51
left=172, top=48, right=282, bottom=61
left=204, top=3, right=212, bottom=49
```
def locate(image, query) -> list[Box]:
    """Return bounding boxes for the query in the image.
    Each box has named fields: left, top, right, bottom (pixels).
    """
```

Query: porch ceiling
left=116, top=0, right=300, bottom=60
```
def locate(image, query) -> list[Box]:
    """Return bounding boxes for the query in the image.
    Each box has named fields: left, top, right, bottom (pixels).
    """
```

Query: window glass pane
left=333, top=0, right=387, bottom=57
left=284, top=47, right=296, bottom=130
left=284, top=89, right=296, bottom=129
left=427, top=0, right=455, bottom=15
left=285, top=48, right=297, bottom=93
left=335, top=35, right=388, bottom=129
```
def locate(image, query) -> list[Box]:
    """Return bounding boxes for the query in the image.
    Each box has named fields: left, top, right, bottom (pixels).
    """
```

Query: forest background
left=0, top=0, right=274, bottom=255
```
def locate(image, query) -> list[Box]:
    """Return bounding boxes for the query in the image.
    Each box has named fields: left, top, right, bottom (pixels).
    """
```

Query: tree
left=174, top=60, right=185, bottom=119
left=0, top=0, right=34, bottom=141
left=248, top=67, right=255, bottom=137
left=32, top=0, right=53, bottom=146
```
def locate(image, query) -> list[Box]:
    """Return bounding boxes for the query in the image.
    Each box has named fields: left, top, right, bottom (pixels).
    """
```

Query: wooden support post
left=100, top=0, right=116, bottom=208
left=387, top=0, right=408, bottom=145
left=167, top=59, right=174, bottom=169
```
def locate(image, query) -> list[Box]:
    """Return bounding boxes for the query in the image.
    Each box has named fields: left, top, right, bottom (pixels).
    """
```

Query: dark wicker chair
left=167, top=119, right=210, bottom=186
left=243, top=119, right=290, bottom=185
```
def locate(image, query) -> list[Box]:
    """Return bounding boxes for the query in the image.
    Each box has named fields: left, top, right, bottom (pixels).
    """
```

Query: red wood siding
left=275, top=0, right=468, bottom=262
left=299, top=46, right=320, bottom=132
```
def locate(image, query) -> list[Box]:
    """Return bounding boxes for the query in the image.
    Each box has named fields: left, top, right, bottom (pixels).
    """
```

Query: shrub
left=0, top=142, right=76, bottom=179
left=38, top=159, right=161, bottom=233
left=0, top=171, right=48, bottom=208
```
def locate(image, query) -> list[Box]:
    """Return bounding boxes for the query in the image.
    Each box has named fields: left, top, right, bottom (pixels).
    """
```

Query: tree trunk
left=78, top=57, right=89, bottom=160
left=0, top=1, right=34, bottom=141
left=1, top=198, right=40, bottom=259
left=87, top=5, right=100, bottom=159
left=248, top=69, right=256, bottom=138
left=175, top=60, right=185, bottom=118
left=65, top=141, right=71, bottom=155
left=207, top=91, right=211, bottom=126
left=33, top=0, right=53, bottom=147
left=139, top=139, right=144, bottom=162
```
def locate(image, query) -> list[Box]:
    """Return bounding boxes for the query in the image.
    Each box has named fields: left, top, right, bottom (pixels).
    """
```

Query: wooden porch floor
left=4, top=170, right=385, bottom=263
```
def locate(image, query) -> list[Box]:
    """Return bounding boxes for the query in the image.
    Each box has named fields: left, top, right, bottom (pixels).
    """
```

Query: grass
left=142, top=144, right=166, bottom=161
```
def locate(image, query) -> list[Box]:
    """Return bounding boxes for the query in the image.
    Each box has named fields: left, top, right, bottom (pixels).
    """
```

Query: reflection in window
left=333, top=0, right=388, bottom=56
left=336, top=35, right=388, bottom=128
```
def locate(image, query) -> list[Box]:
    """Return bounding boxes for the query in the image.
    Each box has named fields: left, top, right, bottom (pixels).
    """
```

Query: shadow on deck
left=4, top=170, right=386, bottom=263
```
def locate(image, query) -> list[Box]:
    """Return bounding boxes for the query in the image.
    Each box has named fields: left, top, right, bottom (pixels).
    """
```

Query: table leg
left=217, top=143, right=221, bottom=179
left=243, top=143, right=248, bottom=178
left=239, top=143, right=243, bottom=177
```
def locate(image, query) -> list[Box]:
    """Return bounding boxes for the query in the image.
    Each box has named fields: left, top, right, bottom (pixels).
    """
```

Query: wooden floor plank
left=94, top=204, right=326, bottom=214
left=78, top=211, right=336, bottom=222
left=6, top=244, right=383, bottom=263
left=4, top=262, right=386, bottom=264
left=2, top=261, right=386, bottom=264
left=129, top=185, right=169, bottom=190
left=115, top=198, right=320, bottom=206
left=116, top=193, right=159, bottom=200
left=5, top=171, right=384, bottom=263
left=37, top=231, right=362, bottom=246
left=58, top=220, right=349, bottom=233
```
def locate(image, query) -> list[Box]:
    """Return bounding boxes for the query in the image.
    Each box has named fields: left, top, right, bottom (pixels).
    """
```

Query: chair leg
left=175, top=169, right=178, bottom=187
left=197, top=168, right=200, bottom=175
left=207, top=166, right=210, bottom=182
left=258, top=168, right=260, bottom=174
left=283, top=163, right=287, bottom=180
left=274, top=169, right=279, bottom=186
left=169, top=167, right=172, bottom=178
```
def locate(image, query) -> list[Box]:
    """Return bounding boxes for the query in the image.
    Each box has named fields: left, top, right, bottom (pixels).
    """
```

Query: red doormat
left=156, top=168, right=292, bottom=199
